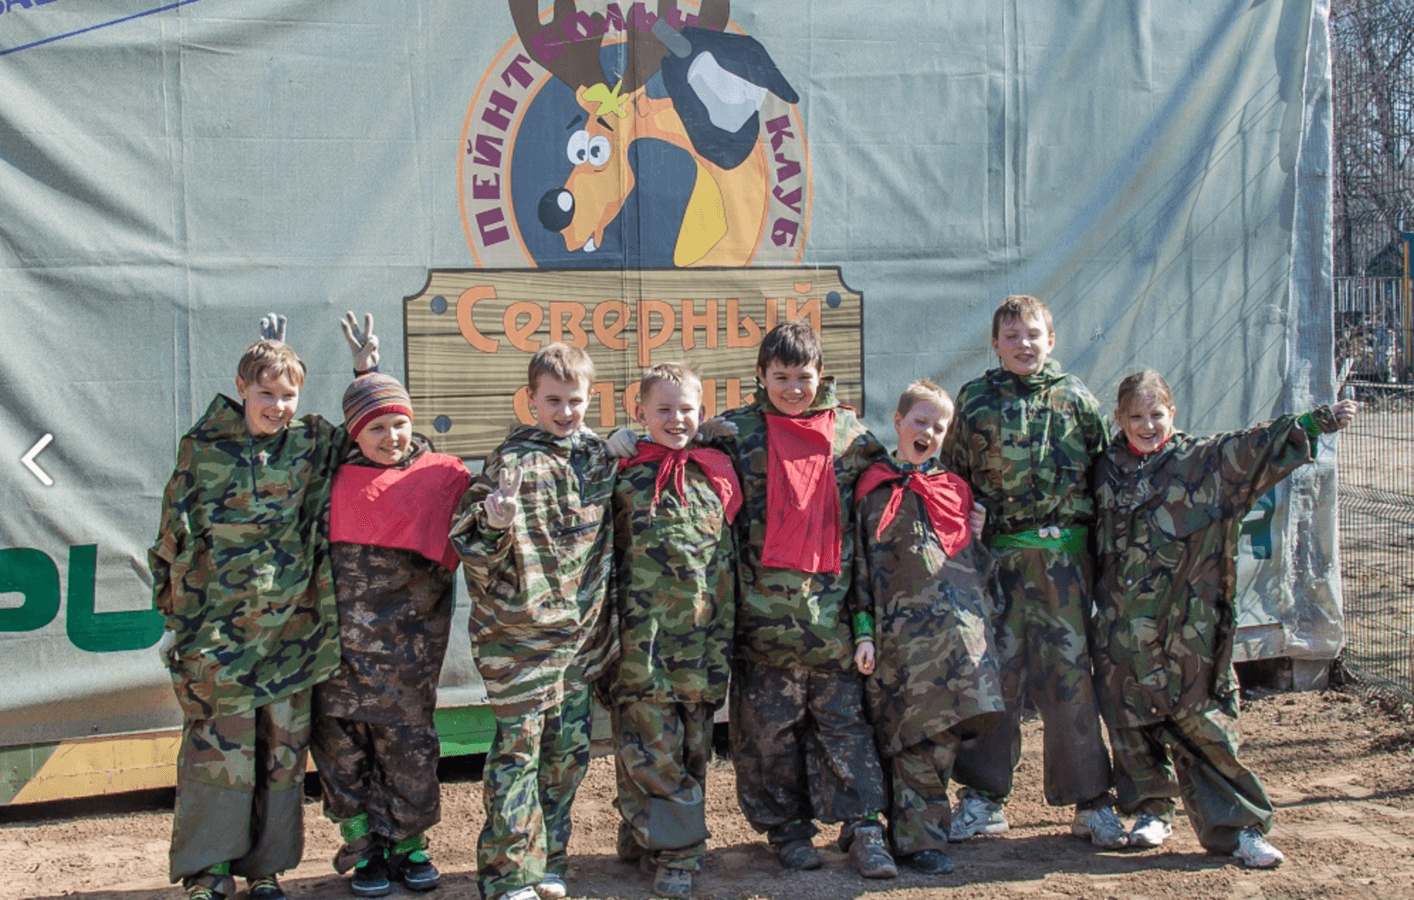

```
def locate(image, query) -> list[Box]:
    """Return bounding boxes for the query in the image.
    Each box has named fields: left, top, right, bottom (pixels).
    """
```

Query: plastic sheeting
left=0, top=0, right=1337, bottom=744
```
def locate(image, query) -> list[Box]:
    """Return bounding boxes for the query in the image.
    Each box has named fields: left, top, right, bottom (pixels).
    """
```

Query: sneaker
left=351, top=853, right=392, bottom=898
left=247, top=876, right=287, bottom=900
left=906, top=849, right=955, bottom=875
left=651, top=865, right=693, bottom=900
left=391, top=849, right=440, bottom=892
left=186, top=887, right=218, bottom=900
left=1232, top=827, right=1284, bottom=868
left=1071, top=805, right=1128, bottom=849
left=1128, top=814, right=1173, bottom=849
left=948, top=794, right=1009, bottom=842
left=535, top=873, right=568, bottom=899
left=777, top=838, right=823, bottom=871
left=497, top=889, right=541, bottom=900
left=847, top=824, right=898, bottom=879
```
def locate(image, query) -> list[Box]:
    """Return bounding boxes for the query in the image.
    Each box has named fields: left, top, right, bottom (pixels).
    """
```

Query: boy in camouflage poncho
left=605, top=363, right=741, bottom=900
left=311, top=373, right=472, bottom=897
left=1093, top=370, right=1357, bottom=867
left=150, top=315, right=378, bottom=900
left=940, top=295, right=1126, bottom=849
left=853, top=380, right=1004, bottom=876
left=449, top=344, right=618, bottom=900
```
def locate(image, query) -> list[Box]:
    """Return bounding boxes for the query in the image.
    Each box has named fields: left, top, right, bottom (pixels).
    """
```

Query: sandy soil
left=4, top=688, right=1412, bottom=900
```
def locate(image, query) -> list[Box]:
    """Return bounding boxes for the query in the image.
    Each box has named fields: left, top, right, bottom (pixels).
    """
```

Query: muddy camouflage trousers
left=1110, top=708, right=1274, bottom=854
left=952, top=546, right=1112, bottom=807
left=885, top=732, right=962, bottom=855
left=610, top=700, right=715, bottom=871
left=169, top=690, right=311, bottom=895
left=729, top=660, right=886, bottom=842
left=309, top=714, right=442, bottom=872
left=477, top=685, right=592, bottom=900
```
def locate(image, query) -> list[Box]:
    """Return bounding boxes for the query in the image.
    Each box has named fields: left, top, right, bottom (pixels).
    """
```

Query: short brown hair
left=895, top=379, right=954, bottom=419
left=756, top=320, right=823, bottom=373
left=528, top=342, right=595, bottom=393
left=237, top=340, right=307, bottom=388
left=1115, top=369, right=1175, bottom=417
left=640, top=362, right=703, bottom=400
left=991, top=294, right=1055, bottom=341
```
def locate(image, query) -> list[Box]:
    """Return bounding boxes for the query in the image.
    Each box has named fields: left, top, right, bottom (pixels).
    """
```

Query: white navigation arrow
left=22, top=433, right=54, bottom=486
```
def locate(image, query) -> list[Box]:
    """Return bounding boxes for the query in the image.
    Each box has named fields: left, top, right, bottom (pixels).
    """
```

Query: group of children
left=150, top=296, right=1357, bottom=900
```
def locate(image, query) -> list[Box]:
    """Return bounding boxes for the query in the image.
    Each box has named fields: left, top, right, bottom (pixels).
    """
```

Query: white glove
left=155, top=630, right=177, bottom=663
left=259, top=313, right=287, bottom=343
left=341, top=311, right=380, bottom=373
left=606, top=427, right=640, bottom=459
left=484, top=466, right=523, bottom=530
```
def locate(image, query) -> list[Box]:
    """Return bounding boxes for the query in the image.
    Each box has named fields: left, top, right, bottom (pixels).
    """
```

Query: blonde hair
left=1115, top=369, right=1175, bottom=417
left=640, top=362, right=703, bottom=400
left=528, top=342, right=595, bottom=392
left=236, top=340, right=307, bottom=388
left=991, top=294, right=1055, bottom=341
left=896, top=378, right=954, bottom=419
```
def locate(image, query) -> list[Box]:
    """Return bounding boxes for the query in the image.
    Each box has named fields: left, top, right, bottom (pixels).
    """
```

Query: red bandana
left=762, top=410, right=840, bottom=574
left=330, top=452, right=472, bottom=570
left=620, top=442, right=742, bottom=523
left=856, top=462, right=973, bottom=558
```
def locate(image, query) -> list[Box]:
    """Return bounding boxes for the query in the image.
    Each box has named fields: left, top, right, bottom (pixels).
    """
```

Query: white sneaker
left=535, top=873, right=568, bottom=899
left=948, top=794, right=1009, bottom=842
left=498, top=888, right=540, bottom=900
left=1232, top=827, right=1284, bottom=868
left=1071, top=805, right=1128, bottom=849
left=1128, top=813, right=1173, bottom=848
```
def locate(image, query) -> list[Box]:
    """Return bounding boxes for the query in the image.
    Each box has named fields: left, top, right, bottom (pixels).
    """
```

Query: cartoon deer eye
left=586, top=135, right=611, bottom=166
left=566, top=130, right=591, bottom=165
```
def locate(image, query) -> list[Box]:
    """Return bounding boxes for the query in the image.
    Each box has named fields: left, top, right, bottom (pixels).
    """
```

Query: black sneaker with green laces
left=350, top=853, right=392, bottom=898
left=390, top=847, right=441, bottom=892
left=246, top=876, right=286, bottom=900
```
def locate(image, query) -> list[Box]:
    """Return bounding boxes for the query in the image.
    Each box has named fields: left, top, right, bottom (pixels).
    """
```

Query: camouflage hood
left=980, top=359, right=1069, bottom=398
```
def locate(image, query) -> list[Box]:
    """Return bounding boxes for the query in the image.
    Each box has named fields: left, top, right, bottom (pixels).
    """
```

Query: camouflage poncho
left=941, top=361, right=1108, bottom=535
left=450, top=425, right=618, bottom=716
left=318, top=437, right=469, bottom=724
left=715, top=379, right=886, bottom=671
left=855, top=460, right=1005, bottom=756
left=1092, top=408, right=1340, bottom=728
left=150, top=394, right=344, bottom=720
left=606, top=452, right=738, bottom=705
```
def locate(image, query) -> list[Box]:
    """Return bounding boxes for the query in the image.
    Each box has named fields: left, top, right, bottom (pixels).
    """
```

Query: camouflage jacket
left=713, top=379, right=886, bottom=671
left=1092, top=407, right=1339, bottom=728
left=941, top=361, right=1108, bottom=536
left=605, top=452, right=738, bottom=705
left=855, top=460, right=1006, bottom=755
left=449, top=425, right=619, bottom=717
left=150, top=394, right=344, bottom=720
left=318, top=438, right=465, bottom=724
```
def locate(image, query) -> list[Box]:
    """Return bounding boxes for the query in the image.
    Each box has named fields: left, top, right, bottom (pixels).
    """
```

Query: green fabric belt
left=987, top=527, right=1088, bottom=553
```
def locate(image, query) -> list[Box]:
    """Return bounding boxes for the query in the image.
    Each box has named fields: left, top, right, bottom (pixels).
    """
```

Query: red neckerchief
left=330, top=451, right=471, bottom=570
left=856, top=462, right=973, bottom=558
left=620, top=441, right=742, bottom=523
left=762, top=409, right=840, bottom=574
left=1127, top=433, right=1173, bottom=457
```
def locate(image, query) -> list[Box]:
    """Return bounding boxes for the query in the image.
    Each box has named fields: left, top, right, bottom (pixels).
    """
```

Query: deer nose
left=539, top=189, right=575, bottom=232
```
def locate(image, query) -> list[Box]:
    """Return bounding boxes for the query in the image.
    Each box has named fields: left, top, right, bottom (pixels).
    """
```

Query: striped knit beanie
left=343, top=373, right=413, bottom=439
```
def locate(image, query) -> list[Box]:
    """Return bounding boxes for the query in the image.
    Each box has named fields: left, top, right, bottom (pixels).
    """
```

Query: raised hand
left=341, top=311, right=380, bottom=373
left=259, top=313, right=287, bottom=343
left=1333, top=398, right=1359, bottom=429
left=484, top=465, right=524, bottom=530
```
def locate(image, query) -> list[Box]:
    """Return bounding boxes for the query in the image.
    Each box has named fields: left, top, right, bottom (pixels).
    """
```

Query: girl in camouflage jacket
left=1093, top=369, right=1357, bottom=867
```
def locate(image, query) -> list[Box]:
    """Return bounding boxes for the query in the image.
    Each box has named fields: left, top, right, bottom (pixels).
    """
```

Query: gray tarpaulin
left=0, top=0, right=1336, bottom=744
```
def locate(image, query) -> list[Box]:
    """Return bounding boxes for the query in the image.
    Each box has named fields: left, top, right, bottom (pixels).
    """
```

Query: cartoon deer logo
left=510, top=0, right=799, bottom=267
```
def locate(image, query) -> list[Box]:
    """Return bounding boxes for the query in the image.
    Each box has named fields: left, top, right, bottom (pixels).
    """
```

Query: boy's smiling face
left=992, top=312, right=1056, bottom=377
left=354, top=412, right=414, bottom=465
left=636, top=380, right=703, bottom=450
left=530, top=374, right=590, bottom=438
left=756, top=359, right=821, bottom=417
left=236, top=371, right=301, bottom=437
left=894, top=398, right=951, bottom=465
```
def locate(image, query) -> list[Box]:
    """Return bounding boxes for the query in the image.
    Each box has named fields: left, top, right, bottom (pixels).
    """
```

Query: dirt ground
left=4, top=688, right=1412, bottom=900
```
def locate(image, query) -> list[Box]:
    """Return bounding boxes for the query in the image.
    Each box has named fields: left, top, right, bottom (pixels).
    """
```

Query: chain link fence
left=1338, top=381, right=1414, bottom=701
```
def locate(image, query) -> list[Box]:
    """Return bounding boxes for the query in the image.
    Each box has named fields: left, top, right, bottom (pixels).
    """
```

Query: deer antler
left=509, top=0, right=608, bottom=90
left=621, top=0, right=730, bottom=94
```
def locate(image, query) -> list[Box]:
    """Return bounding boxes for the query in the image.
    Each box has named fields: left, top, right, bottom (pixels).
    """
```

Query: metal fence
left=1335, top=276, right=1411, bottom=382
left=1337, top=380, right=1414, bottom=700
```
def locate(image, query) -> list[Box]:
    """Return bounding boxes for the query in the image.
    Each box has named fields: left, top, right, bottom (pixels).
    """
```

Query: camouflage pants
left=885, top=732, right=961, bottom=856
left=952, top=547, right=1112, bottom=807
left=169, top=690, right=311, bottom=895
left=1110, top=707, right=1274, bottom=854
left=477, top=685, right=592, bottom=900
left=610, top=700, right=714, bottom=871
left=729, top=661, right=885, bottom=843
left=309, top=713, right=442, bottom=872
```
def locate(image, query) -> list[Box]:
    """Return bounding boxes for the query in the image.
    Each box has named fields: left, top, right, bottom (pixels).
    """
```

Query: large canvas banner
left=0, top=0, right=1336, bottom=754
